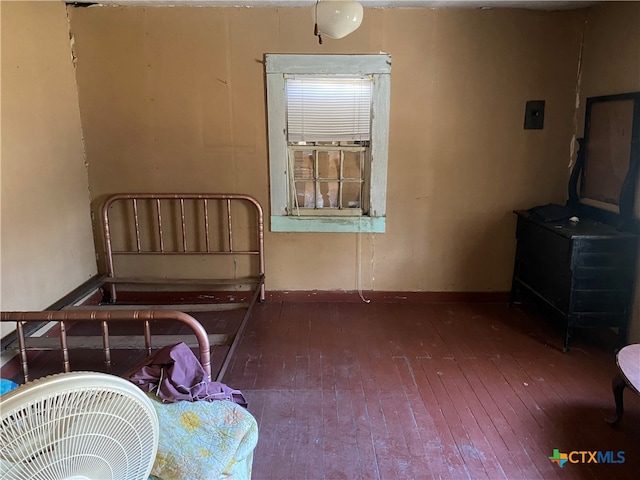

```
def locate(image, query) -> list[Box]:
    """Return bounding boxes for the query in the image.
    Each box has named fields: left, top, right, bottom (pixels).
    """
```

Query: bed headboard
left=101, top=193, right=265, bottom=302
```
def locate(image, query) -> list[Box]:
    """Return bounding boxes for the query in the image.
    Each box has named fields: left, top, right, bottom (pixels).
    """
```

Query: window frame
left=266, top=54, right=391, bottom=233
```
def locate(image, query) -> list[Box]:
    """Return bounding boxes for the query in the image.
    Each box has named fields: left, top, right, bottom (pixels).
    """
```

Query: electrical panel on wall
left=524, top=100, right=545, bottom=129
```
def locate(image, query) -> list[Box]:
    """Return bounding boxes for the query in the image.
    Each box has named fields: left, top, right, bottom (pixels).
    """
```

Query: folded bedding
left=149, top=396, right=258, bottom=480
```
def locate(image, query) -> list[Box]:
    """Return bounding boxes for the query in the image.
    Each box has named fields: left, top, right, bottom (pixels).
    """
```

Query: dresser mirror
left=568, top=91, right=640, bottom=230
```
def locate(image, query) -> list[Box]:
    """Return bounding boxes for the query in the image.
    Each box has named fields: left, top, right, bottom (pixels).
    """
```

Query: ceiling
left=80, top=1, right=599, bottom=11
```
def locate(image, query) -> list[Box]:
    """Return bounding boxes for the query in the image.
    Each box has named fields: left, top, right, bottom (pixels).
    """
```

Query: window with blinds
left=285, top=76, right=372, bottom=215
left=285, top=76, right=373, bottom=143
left=266, top=54, right=391, bottom=233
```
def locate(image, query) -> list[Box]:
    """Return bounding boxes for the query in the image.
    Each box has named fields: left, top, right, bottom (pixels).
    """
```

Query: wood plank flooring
left=224, top=300, right=639, bottom=480
left=3, top=299, right=639, bottom=479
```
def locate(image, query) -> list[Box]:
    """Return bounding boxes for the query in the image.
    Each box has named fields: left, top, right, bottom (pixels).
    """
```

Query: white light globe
left=314, top=1, right=364, bottom=39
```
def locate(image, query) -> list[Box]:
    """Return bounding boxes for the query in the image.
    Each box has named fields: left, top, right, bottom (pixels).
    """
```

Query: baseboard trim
left=266, top=290, right=510, bottom=303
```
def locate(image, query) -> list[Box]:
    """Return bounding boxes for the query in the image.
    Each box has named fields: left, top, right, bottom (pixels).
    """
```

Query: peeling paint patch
left=568, top=16, right=587, bottom=169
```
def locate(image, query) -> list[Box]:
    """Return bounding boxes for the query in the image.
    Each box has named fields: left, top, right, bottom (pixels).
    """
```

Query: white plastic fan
left=0, top=372, right=158, bottom=480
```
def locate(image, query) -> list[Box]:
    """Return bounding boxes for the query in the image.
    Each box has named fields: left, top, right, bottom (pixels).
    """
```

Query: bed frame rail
left=1, top=310, right=212, bottom=383
left=102, top=193, right=265, bottom=303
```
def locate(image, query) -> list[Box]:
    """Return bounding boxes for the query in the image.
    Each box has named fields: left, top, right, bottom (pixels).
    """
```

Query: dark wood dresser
left=510, top=210, right=638, bottom=352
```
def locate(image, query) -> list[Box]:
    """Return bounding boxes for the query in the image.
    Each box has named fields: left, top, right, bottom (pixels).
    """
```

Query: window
left=266, top=54, right=391, bottom=233
left=287, top=76, right=371, bottom=216
left=290, top=144, right=368, bottom=215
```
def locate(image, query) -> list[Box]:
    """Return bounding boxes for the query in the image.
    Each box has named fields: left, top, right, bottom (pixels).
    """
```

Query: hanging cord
left=370, top=232, right=376, bottom=291
left=288, top=148, right=301, bottom=216
left=356, top=228, right=371, bottom=304
left=314, top=0, right=323, bottom=44
left=355, top=80, right=370, bottom=304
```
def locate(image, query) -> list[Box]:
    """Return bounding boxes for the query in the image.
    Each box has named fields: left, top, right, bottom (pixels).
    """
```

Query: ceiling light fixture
left=313, top=0, right=364, bottom=45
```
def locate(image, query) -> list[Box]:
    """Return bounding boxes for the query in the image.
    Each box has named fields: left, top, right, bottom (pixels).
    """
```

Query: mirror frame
left=568, top=91, right=640, bottom=231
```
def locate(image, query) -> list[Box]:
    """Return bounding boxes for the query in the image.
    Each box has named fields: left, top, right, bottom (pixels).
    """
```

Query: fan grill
left=1, top=373, right=158, bottom=480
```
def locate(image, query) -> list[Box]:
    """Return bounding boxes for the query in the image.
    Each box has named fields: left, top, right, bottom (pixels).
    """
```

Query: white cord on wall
left=288, top=149, right=301, bottom=216
left=356, top=229, right=371, bottom=304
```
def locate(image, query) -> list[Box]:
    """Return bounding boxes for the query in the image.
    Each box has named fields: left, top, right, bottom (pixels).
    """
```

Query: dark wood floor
left=3, top=299, right=639, bottom=479
left=224, top=300, right=639, bottom=480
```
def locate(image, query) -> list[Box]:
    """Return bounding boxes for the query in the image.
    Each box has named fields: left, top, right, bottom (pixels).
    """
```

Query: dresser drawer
left=516, top=216, right=571, bottom=265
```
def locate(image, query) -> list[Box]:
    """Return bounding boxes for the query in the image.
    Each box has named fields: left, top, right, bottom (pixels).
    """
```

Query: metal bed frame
left=1, top=310, right=212, bottom=383
left=2, top=193, right=265, bottom=383
left=100, top=193, right=265, bottom=305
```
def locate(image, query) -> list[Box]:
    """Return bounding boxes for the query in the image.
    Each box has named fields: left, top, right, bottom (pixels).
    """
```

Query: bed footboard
left=0, top=310, right=212, bottom=383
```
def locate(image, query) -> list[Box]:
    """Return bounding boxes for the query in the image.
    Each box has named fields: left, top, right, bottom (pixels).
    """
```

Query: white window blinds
left=285, top=76, right=372, bottom=143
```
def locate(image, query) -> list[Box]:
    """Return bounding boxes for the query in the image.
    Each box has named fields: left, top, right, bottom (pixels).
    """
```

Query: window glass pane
left=319, top=180, right=339, bottom=208
left=343, top=151, right=362, bottom=180
left=293, top=151, right=314, bottom=180
left=291, top=147, right=366, bottom=210
left=317, top=151, right=340, bottom=179
left=295, top=181, right=316, bottom=208
left=342, top=182, right=361, bottom=209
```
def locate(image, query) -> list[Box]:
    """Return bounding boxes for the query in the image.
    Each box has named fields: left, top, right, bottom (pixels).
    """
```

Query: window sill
left=271, top=215, right=385, bottom=233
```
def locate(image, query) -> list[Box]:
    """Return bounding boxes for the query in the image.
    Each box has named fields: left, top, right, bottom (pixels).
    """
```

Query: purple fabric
left=127, top=342, right=247, bottom=407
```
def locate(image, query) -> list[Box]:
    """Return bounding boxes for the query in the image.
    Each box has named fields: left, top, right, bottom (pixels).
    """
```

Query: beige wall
left=0, top=1, right=635, bottom=344
left=69, top=5, right=586, bottom=293
left=1, top=1, right=97, bottom=337
left=577, top=2, right=640, bottom=341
